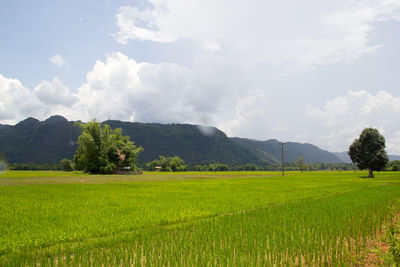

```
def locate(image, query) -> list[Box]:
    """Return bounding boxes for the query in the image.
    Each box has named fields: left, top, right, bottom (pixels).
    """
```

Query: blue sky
left=1, top=0, right=400, bottom=153
left=1, top=0, right=137, bottom=88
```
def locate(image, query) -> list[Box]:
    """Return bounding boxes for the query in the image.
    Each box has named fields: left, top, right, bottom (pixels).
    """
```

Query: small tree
left=74, top=120, right=143, bottom=174
left=348, top=128, right=389, bottom=178
left=60, top=158, right=73, bottom=172
left=0, top=153, right=8, bottom=172
left=296, top=156, right=304, bottom=173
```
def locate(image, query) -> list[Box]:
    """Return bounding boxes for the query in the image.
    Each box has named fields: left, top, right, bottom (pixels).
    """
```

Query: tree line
left=8, top=160, right=400, bottom=172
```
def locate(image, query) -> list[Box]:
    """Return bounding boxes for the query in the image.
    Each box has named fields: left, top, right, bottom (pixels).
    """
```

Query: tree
left=147, top=156, right=187, bottom=172
left=386, top=161, right=400, bottom=171
left=348, top=128, right=389, bottom=178
left=208, top=163, right=229, bottom=171
left=60, top=158, right=73, bottom=172
left=296, top=156, right=304, bottom=173
left=74, top=120, right=143, bottom=174
left=0, top=153, right=7, bottom=172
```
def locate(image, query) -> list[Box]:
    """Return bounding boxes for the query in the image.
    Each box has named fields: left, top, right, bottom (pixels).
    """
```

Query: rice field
left=0, top=170, right=399, bottom=266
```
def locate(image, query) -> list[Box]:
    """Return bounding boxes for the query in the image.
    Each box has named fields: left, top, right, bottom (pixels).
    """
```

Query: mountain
left=0, top=116, right=81, bottom=164
left=0, top=116, right=265, bottom=165
left=0, top=116, right=345, bottom=165
left=334, top=151, right=400, bottom=163
left=333, top=151, right=352, bottom=163
left=389, top=155, right=400, bottom=161
left=103, top=120, right=266, bottom=165
left=232, top=138, right=343, bottom=163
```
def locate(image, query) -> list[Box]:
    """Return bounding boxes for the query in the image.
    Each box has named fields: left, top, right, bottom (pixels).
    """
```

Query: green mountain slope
left=0, top=116, right=81, bottom=164
left=0, top=116, right=268, bottom=165
left=0, top=116, right=347, bottom=165
left=232, top=137, right=343, bottom=163
left=103, top=120, right=268, bottom=165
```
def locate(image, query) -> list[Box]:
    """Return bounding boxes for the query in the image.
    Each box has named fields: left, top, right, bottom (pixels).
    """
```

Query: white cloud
left=0, top=75, right=76, bottom=124
left=307, top=90, right=400, bottom=154
left=34, top=77, right=77, bottom=106
left=115, top=6, right=174, bottom=44
left=115, top=0, right=400, bottom=73
left=49, top=54, right=67, bottom=67
left=218, top=90, right=293, bottom=141
left=64, top=52, right=228, bottom=123
left=2, top=49, right=400, bottom=156
left=70, top=52, right=186, bottom=122
left=0, top=74, right=44, bottom=123
left=0, top=52, right=239, bottom=125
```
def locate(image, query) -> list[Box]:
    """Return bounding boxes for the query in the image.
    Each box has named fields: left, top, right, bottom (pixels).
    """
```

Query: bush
left=60, top=158, right=74, bottom=172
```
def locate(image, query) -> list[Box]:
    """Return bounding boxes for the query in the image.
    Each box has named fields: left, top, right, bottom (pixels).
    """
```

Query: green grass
left=0, top=170, right=399, bottom=266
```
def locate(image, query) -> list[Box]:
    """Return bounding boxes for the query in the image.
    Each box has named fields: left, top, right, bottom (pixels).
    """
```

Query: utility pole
left=280, top=142, right=287, bottom=176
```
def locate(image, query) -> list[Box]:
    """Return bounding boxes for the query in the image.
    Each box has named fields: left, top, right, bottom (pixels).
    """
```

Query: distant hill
left=389, top=155, right=400, bottom=161
left=232, top=138, right=342, bottom=163
left=333, top=152, right=352, bottom=163
left=0, top=116, right=347, bottom=165
left=0, top=116, right=265, bottom=165
left=334, top=151, right=400, bottom=163
left=0, top=116, right=81, bottom=164
left=103, top=120, right=267, bottom=165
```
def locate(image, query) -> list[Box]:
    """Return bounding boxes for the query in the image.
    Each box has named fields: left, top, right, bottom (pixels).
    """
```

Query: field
left=0, top=170, right=400, bottom=266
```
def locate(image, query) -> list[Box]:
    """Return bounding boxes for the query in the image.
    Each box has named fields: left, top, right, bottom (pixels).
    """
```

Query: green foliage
left=236, top=163, right=257, bottom=171
left=208, top=163, right=230, bottom=171
left=0, top=153, right=7, bottom=171
left=60, top=158, right=73, bottom=172
left=147, top=155, right=187, bottom=171
left=387, top=205, right=400, bottom=266
left=296, top=156, right=305, bottom=173
left=8, top=163, right=62, bottom=170
left=0, top=161, right=7, bottom=171
left=349, top=128, right=389, bottom=177
left=74, top=121, right=143, bottom=174
left=386, top=161, right=400, bottom=171
left=187, top=162, right=356, bottom=171
left=189, top=163, right=231, bottom=171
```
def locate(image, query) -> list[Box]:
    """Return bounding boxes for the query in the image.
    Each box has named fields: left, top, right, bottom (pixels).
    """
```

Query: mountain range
left=0, top=115, right=372, bottom=166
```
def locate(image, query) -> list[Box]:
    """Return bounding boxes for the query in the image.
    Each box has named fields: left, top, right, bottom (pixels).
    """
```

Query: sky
left=1, top=0, right=400, bottom=154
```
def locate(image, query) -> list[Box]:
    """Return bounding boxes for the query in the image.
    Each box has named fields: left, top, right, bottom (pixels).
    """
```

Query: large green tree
left=74, top=121, right=143, bottom=174
left=348, top=128, right=388, bottom=178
